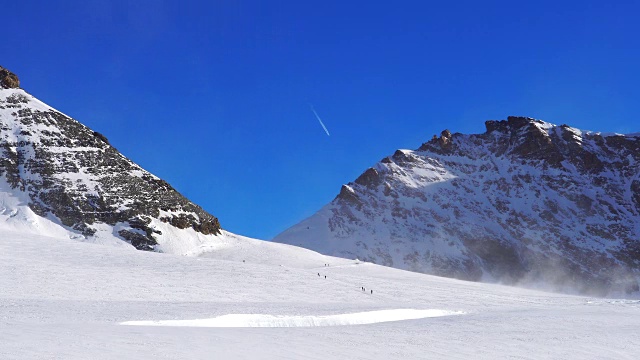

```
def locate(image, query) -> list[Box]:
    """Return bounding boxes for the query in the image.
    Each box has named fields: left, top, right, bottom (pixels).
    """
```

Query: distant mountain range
left=0, top=65, right=221, bottom=253
left=274, top=116, right=640, bottom=296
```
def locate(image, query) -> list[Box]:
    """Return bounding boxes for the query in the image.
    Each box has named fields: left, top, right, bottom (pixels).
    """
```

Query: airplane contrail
left=309, top=104, right=330, bottom=136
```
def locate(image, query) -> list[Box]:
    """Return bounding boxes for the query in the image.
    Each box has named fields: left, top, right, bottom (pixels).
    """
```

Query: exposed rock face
left=275, top=116, right=640, bottom=296
left=0, top=66, right=20, bottom=89
left=0, top=84, right=220, bottom=251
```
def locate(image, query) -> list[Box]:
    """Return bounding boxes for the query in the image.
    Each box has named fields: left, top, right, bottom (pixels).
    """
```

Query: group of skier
left=361, top=286, right=373, bottom=294
left=318, top=266, right=374, bottom=295
left=362, top=286, right=373, bottom=295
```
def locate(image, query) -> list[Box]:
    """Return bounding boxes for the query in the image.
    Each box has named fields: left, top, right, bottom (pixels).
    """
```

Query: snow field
left=2, top=229, right=640, bottom=359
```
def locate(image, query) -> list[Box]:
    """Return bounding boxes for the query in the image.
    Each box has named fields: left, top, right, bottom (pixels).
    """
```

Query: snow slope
left=2, top=230, right=639, bottom=359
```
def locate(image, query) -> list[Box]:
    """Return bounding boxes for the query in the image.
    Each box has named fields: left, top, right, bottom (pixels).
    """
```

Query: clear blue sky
left=4, top=1, right=640, bottom=239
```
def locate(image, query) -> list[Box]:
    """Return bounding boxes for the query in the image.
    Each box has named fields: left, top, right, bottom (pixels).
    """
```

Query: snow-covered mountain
left=0, top=66, right=221, bottom=253
left=274, top=116, right=640, bottom=296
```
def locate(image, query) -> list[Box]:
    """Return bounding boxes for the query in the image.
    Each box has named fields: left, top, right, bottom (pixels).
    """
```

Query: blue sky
left=4, top=1, right=640, bottom=239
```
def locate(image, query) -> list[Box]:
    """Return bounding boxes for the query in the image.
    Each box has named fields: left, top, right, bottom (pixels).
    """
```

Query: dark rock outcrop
left=354, top=168, right=381, bottom=187
left=0, top=66, right=20, bottom=89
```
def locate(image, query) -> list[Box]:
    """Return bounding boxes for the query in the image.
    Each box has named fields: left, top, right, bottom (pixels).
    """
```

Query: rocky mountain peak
left=485, top=116, right=540, bottom=133
left=0, top=85, right=221, bottom=252
left=0, top=66, right=20, bottom=89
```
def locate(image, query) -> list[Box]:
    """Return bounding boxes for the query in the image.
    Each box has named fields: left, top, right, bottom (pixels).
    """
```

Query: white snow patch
left=0, top=177, right=75, bottom=238
left=121, top=309, right=463, bottom=328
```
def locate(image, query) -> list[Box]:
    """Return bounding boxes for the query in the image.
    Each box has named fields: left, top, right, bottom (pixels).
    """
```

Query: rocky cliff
left=274, top=116, right=640, bottom=296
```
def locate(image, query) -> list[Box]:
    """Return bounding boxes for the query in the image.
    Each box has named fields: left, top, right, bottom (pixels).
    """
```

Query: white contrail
left=309, top=104, right=330, bottom=136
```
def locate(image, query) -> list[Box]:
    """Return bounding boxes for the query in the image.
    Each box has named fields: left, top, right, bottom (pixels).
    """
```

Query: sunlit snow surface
left=122, top=309, right=463, bottom=327
left=2, top=230, right=640, bottom=359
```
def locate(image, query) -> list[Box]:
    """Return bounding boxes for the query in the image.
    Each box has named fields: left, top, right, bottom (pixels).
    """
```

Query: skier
left=371, top=289, right=373, bottom=294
